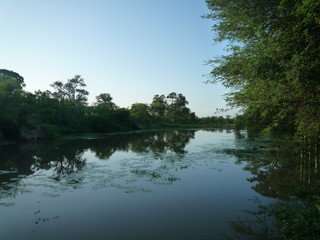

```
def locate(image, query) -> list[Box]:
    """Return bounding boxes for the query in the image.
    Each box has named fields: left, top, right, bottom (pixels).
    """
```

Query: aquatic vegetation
left=1, top=129, right=315, bottom=239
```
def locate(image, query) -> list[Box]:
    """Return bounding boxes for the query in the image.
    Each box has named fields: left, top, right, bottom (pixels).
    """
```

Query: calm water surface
left=0, top=129, right=276, bottom=240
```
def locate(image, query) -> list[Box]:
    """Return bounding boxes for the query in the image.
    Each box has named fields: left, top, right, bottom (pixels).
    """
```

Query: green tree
left=85, top=93, right=134, bottom=133
left=205, top=0, right=320, bottom=138
left=85, top=93, right=118, bottom=132
left=51, top=75, right=88, bottom=106
left=49, top=75, right=89, bottom=133
left=27, top=90, right=60, bottom=124
left=166, top=92, right=192, bottom=123
left=0, top=69, right=25, bottom=88
left=96, top=93, right=112, bottom=104
left=0, top=70, right=26, bottom=139
left=129, top=103, right=153, bottom=126
left=150, top=94, right=167, bottom=119
left=95, top=93, right=117, bottom=110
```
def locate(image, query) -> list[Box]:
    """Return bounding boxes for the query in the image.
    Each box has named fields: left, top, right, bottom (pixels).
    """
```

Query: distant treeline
left=0, top=70, right=233, bottom=140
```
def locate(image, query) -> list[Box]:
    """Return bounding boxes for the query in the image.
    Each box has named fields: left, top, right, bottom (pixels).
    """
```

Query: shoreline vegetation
left=204, top=1, right=320, bottom=239
left=59, top=123, right=235, bottom=140
left=0, top=69, right=234, bottom=142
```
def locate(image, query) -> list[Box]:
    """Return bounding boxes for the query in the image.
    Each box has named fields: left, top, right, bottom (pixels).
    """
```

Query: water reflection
left=130, top=130, right=195, bottom=155
left=0, top=130, right=195, bottom=200
left=2, top=129, right=297, bottom=240
left=225, top=135, right=320, bottom=239
left=0, top=143, right=42, bottom=199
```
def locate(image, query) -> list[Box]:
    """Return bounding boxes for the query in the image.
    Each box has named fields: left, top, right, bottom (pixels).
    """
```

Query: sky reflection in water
left=0, top=129, right=275, bottom=240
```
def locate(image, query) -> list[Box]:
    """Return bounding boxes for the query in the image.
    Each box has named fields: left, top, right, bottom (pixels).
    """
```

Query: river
left=1, top=129, right=316, bottom=240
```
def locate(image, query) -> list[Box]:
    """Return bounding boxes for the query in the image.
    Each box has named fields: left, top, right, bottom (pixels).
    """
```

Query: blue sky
left=0, top=0, right=237, bottom=117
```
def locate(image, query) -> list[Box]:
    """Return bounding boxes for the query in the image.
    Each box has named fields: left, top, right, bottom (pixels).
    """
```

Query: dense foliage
left=0, top=70, right=232, bottom=140
left=205, top=1, right=320, bottom=238
left=205, top=0, right=320, bottom=138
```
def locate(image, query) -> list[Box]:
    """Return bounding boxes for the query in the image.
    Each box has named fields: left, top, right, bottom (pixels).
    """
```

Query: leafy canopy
left=205, top=0, right=320, bottom=137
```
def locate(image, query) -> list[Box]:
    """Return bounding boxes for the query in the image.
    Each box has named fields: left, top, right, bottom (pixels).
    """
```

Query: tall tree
left=129, top=103, right=153, bottom=125
left=0, top=70, right=27, bottom=139
left=95, top=93, right=117, bottom=110
left=150, top=94, right=167, bottom=119
left=205, top=0, right=320, bottom=137
left=0, top=69, right=25, bottom=88
left=49, top=75, right=89, bottom=132
left=51, top=75, right=89, bottom=106
left=166, top=92, right=191, bottom=123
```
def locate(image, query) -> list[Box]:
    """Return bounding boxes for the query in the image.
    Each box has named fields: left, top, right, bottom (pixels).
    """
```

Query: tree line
left=0, top=70, right=233, bottom=140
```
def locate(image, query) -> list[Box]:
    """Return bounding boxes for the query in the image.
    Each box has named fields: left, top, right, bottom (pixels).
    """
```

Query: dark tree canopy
left=96, top=93, right=113, bottom=105
left=205, top=0, right=320, bottom=137
left=0, top=69, right=25, bottom=88
left=51, top=75, right=89, bottom=106
left=150, top=94, right=167, bottom=118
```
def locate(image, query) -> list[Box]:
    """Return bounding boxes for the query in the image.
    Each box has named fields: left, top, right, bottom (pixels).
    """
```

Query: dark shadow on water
left=224, top=136, right=320, bottom=240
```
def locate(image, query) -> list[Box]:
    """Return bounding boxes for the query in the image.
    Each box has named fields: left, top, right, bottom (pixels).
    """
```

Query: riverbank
left=60, top=123, right=235, bottom=140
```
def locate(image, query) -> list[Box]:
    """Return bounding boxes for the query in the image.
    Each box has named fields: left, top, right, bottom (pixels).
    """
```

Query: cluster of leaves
left=205, top=0, right=320, bottom=138
left=269, top=203, right=320, bottom=240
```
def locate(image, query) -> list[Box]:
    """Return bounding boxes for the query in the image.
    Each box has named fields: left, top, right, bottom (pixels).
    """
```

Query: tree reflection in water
left=0, top=143, right=43, bottom=199
left=129, top=130, right=195, bottom=157
left=225, top=136, right=320, bottom=240
left=0, top=130, right=195, bottom=200
left=31, top=143, right=87, bottom=182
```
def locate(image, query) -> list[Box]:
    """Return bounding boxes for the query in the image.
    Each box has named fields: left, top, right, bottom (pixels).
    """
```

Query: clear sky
left=0, top=0, right=237, bottom=117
